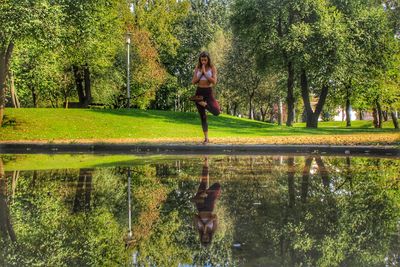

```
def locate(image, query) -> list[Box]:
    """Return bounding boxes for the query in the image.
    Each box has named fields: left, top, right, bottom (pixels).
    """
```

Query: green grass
left=1, top=154, right=193, bottom=171
left=0, top=108, right=398, bottom=141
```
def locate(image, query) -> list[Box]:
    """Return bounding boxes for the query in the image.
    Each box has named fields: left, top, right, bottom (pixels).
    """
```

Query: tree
left=232, top=0, right=399, bottom=128
left=353, top=5, right=399, bottom=128
left=11, top=40, right=70, bottom=107
left=381, top=54, right=400, bottom=129
left=292, top=1, right=345, bottom=128
left=0, top=158, right=16, bottom=243
left=231, top=0, right=344, bottom=127
left=58, top=0, right=126, bottom=108
left=223, top=36, right=266, bottom=119
left=0, top=0, right=60, bottom=124
left=231, top=0, right=302, bottom=126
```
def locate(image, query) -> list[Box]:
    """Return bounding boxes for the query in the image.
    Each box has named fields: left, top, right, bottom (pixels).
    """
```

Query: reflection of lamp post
left=125, top=168, right=137, bottom=266
left=128, top=168, right=132, bottom=238
left=126, top=32, right=131, bottom=108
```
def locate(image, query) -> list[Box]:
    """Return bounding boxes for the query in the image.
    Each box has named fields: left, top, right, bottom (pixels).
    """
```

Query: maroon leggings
left=195, top=87, right=221, bottom=132
left=194, top=164, right=221, bottom=212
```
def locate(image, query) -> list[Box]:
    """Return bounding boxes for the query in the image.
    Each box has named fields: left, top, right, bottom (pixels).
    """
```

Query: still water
left=0, top=154, right=399, bottom=266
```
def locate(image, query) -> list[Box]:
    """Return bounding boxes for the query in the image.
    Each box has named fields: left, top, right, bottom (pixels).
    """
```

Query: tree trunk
left=300, top=69, right=328, bottom=128
left=345, top=87, right=351, bottom=127
left=372, top=107, right=379, bottom=128
left=315, top=156, right=329, bottom=188
left=286, top=61, right=295, bottom=126
left=260, top=107, right=266, bottom=122
left=9, top=71, right=19, bottom=108
left=30, top=84, right=38, bottom=108
left=345, top=156, right=353, bottom=193
left=83, top=63, right=91, bottom=106
left=287, top=157, right=295, bottom=208
left=32, top=170, right=38, bottom=188
left=391, top=111, right=399, bottom=129
left=301, top=157, right=313, bottom=203
left=383, top=110, right=388, bottom=121
left=11, top=170, right=19, bottom=199
left=269, top=109, right=274, bottom=123
left=0, top=158, right=16, bottom=242
left=358, top=110, right=364, bottom=120
left=73, top=65, right=85, bottom=107
left=248, top=93, right=254, bottom=120
left=278, top=99, right=283, bottom=126
left=376, top=100, right=383, bottom=128
left=341, top=107, right=345, bottom=121
left=301, top=108, right=307, bottom=123
left=0, top=43, right=14, bottom=125
left=301, top=69, right=313, bottom=127
left=73, top=169, right=93, bottom=213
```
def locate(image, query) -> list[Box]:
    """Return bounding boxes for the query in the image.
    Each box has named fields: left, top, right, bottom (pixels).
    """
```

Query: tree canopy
left=0, top=0, right=398, bottom=129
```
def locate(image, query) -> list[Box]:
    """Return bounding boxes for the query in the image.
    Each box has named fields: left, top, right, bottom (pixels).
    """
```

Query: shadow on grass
left=86, top=109, right=398, bottom=136
left=87, top=109, right=277, bottom=134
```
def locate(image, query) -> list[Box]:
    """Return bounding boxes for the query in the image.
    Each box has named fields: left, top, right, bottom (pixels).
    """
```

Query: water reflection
left=0, top=155, right=399, bottom=266
left=191, top=157, right=221, bottom=246
left=0, top=158, right=16, bottom=243
left=72, top=168, right=93, bottom=213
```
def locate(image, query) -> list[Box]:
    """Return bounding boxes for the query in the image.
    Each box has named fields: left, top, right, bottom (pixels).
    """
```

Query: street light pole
left=126, top=32, right=131, bottom=108
left=128, top=168, right=132, bottom=238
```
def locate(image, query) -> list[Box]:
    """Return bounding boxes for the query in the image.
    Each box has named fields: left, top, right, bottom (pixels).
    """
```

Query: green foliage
left=1, top=156, right=399, bottom=265
left=0, top=169, right=128, bottom=266
left=132, top=0, right=190, bottom=63
left=0, top=0, right=61, bottom=44
left=128, top=29, right=167, bottom=109
left=231, top=0, right=399, bottom=127
left=11, top=41, right=72, bottom=107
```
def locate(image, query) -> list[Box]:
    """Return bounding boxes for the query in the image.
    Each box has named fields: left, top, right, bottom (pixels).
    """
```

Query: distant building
left=334, top=108, right=357, bottom=121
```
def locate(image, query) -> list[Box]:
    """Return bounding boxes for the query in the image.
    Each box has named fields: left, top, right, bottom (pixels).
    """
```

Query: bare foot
left=198, top=101, right=207, bottom=107
left=202, top=138, right=209, bottom=144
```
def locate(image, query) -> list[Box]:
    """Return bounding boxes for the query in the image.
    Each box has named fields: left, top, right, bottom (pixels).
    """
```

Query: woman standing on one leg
left=191, top=51, right=221, bottom=144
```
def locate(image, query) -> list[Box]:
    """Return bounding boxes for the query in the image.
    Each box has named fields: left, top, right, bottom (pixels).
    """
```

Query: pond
left=0, top=154, right=399, bottom=266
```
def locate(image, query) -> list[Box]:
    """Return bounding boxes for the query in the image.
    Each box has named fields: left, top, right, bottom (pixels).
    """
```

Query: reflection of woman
left=192, top=157, right=221, bottom=246
left=191, top=51, right=221, bottom=144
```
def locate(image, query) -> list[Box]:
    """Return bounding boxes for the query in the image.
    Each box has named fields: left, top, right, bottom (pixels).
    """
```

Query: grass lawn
left=1, top=108, right=399, bottom=145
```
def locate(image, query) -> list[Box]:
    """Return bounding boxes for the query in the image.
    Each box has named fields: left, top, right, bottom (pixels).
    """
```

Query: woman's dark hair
left=197, top=51, right=213, bottom=69
left=199, top=232, right=213, bottom=247
left=194, top=214, right=216, bottom=247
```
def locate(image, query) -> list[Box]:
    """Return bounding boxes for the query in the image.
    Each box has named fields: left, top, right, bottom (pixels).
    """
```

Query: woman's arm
left=192, top=67, right=200, bottom=85
left=205, top=66, right=217, bottom=85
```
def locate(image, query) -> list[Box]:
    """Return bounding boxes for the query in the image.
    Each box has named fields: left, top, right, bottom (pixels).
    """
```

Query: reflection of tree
left=223, top=156, right=400, bottom=266
left=1, top=156, right=398, bottom=266
left=301, top=156, right=313, bottom=203
left=315, top=156, right=329, bottom=188
left=0, top=158, right=16, bottom=242
left=123, top=160, right=235, bottom=266
left=1, top=168, right=128, bottom=266
left=287, top=156, right=295, bottom=208
left=72, top=168, right=93, bottom=213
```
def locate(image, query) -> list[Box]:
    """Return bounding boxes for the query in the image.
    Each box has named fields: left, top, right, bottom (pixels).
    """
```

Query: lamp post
left=126, top=32, right=131, bottom=108
left=128, top=168, right=132, bottom=238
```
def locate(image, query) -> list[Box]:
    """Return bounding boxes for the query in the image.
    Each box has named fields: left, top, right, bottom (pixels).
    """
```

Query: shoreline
left=1, top=143, right=399, bottom=158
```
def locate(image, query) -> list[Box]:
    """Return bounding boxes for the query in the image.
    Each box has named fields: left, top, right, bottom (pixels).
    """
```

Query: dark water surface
left=0, top=154, right=399, bottom=266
